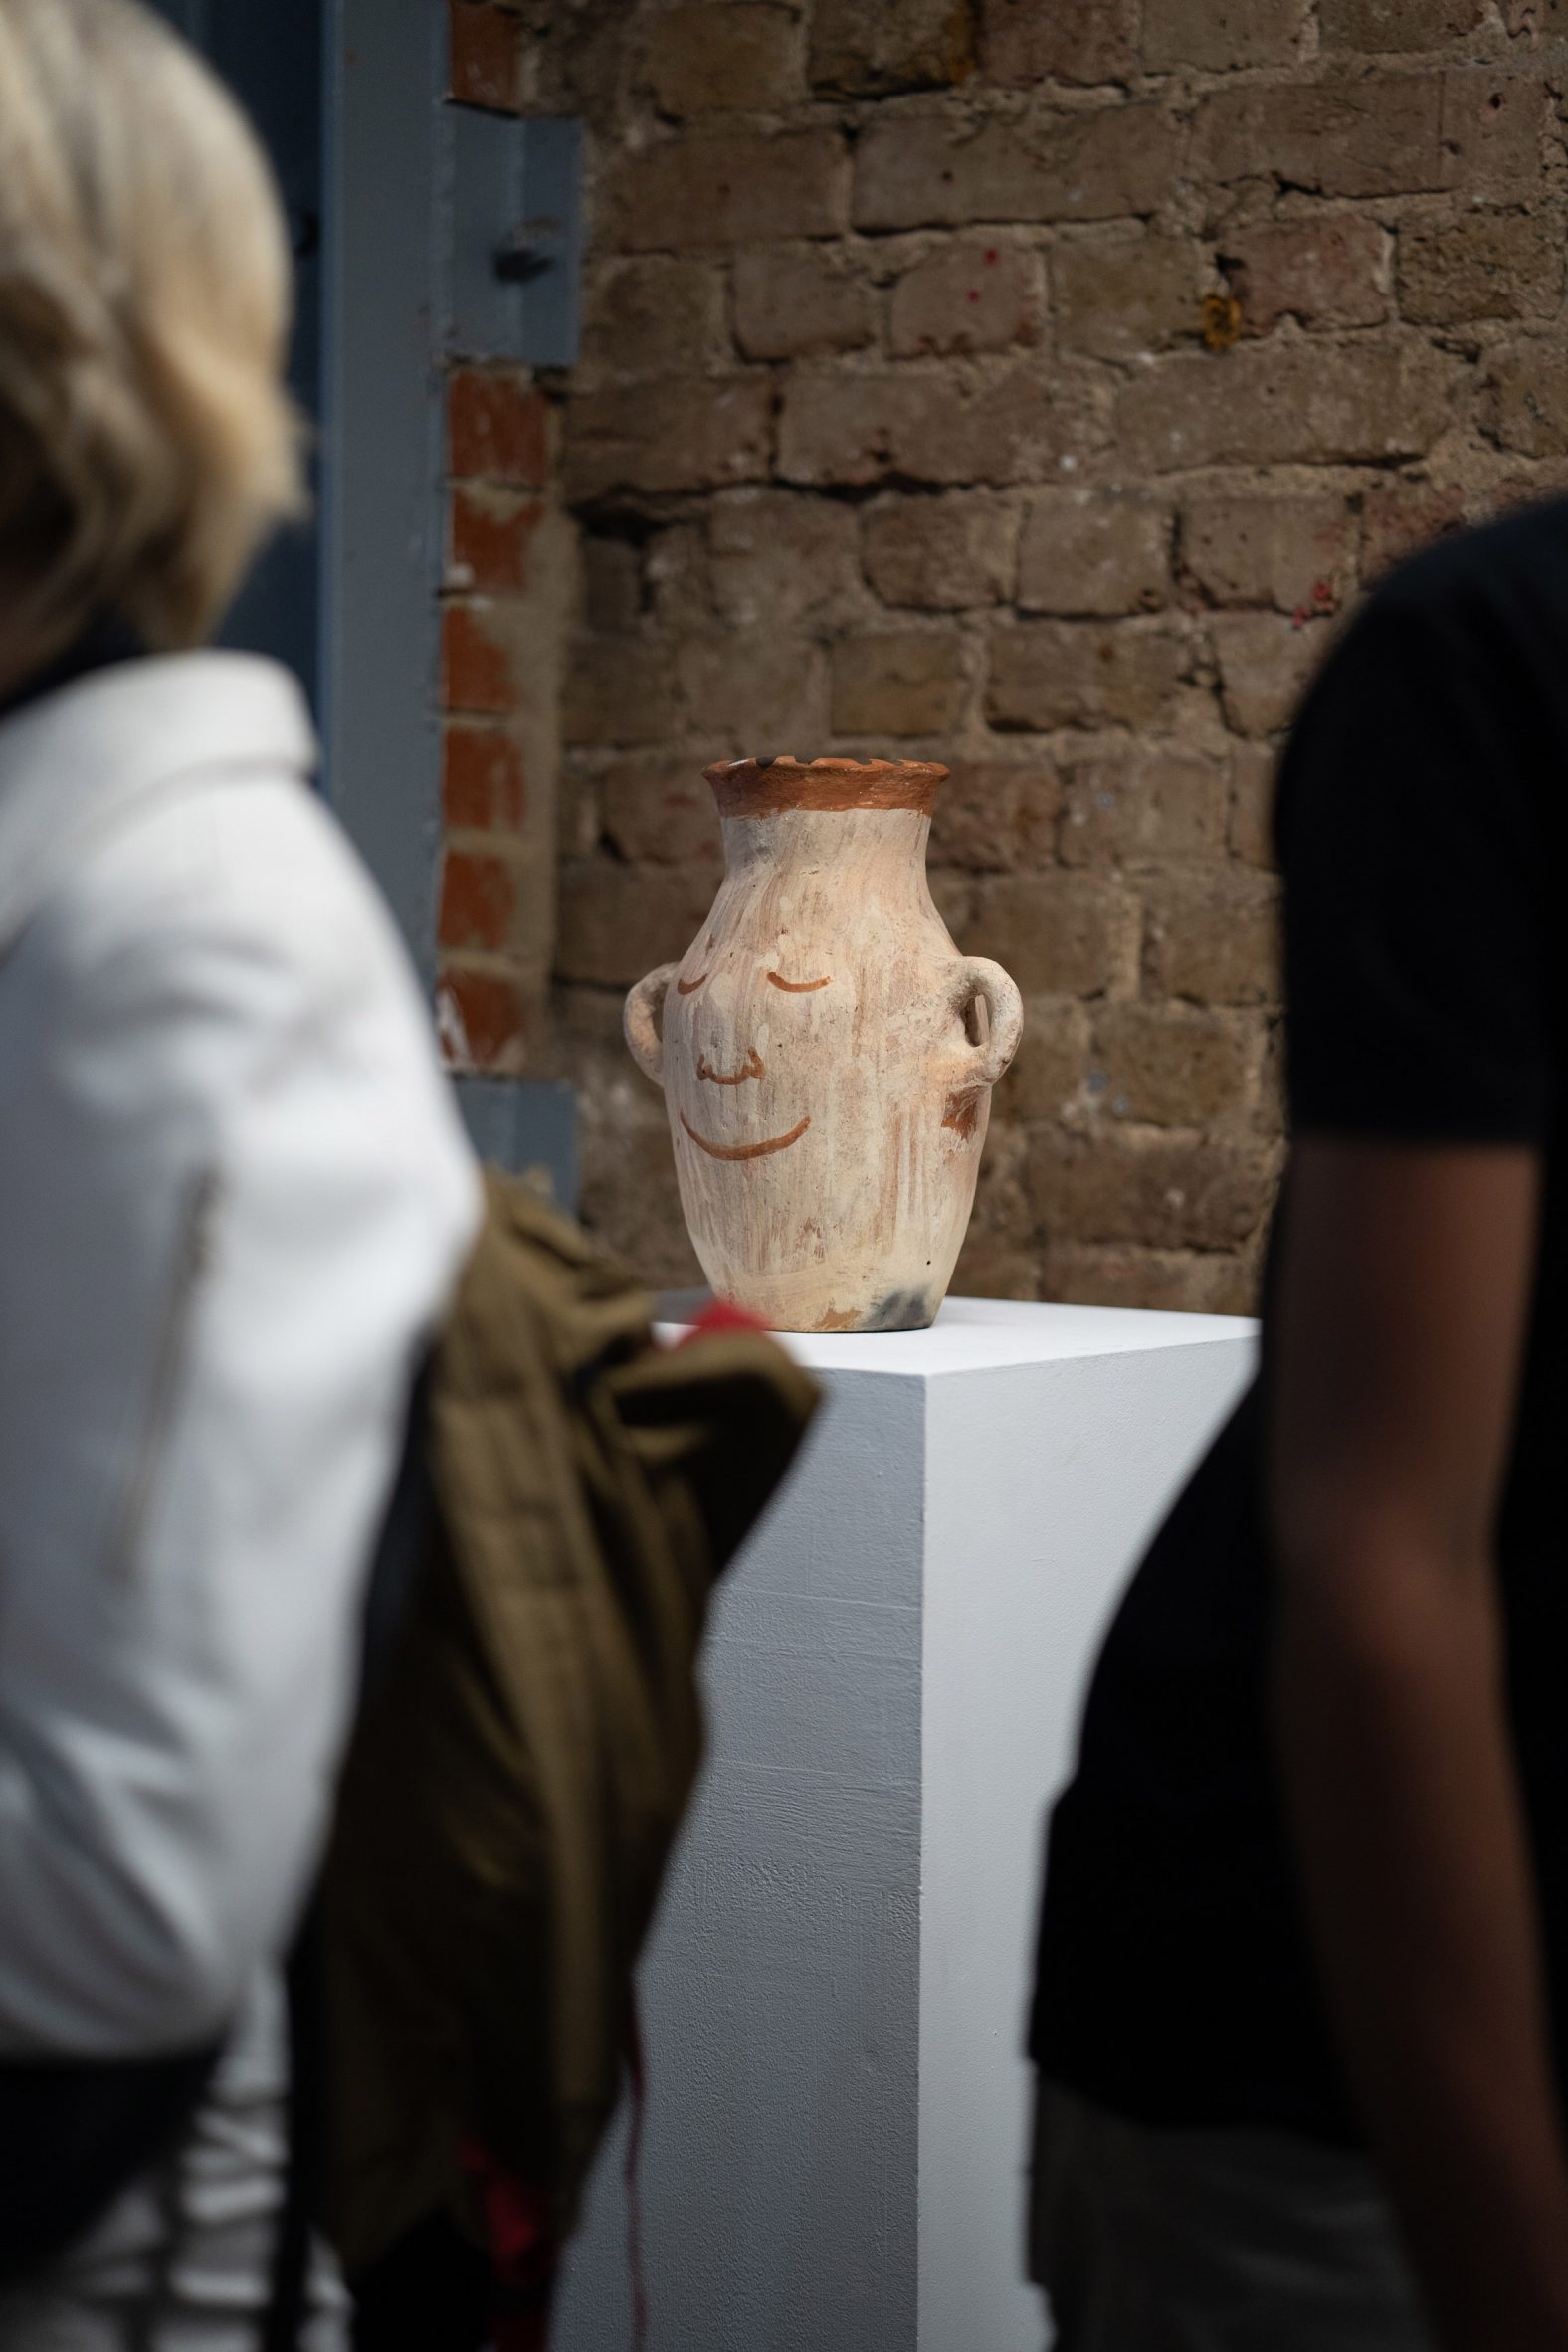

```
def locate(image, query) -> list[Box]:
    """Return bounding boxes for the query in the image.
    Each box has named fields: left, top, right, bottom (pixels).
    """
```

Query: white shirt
left=0, top=650, right=480, bottom=2058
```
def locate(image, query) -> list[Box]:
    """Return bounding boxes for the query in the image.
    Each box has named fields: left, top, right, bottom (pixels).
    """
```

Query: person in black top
left=1031, top=493, right=1568, bottom=2352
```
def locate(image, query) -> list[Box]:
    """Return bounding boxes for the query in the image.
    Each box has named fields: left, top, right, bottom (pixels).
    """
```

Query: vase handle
left=950, top=958, right=1024, bottom=1088
left=625, top=963, right=678, bottom=1084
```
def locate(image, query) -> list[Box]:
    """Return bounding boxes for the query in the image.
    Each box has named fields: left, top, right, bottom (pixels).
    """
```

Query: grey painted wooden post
left=320, top=0, right=448, bottom=985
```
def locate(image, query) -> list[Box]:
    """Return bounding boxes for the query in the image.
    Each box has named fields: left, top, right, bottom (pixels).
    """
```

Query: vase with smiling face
left=624, top=754, right=1023, bottom=1334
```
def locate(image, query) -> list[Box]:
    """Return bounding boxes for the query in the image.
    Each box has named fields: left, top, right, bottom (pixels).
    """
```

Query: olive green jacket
left=320, top=1174, right=820, bottom=2279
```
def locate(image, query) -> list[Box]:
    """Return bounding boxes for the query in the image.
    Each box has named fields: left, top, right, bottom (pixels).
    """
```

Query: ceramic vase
left=624, top=755, right=1023, bottom=1334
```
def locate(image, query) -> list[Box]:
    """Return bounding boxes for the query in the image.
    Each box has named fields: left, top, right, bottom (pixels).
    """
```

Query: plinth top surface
left=656, top=1292, right=1258, bottom=1379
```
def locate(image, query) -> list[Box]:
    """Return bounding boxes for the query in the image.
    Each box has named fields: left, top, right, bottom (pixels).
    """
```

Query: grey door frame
left=320, top=0, right=449, bottom=988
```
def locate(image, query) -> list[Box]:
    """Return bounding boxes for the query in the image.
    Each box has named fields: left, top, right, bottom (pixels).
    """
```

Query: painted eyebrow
left=676, top=971, right=709, bottom=995
left=766, top=971, right=832, bottom=993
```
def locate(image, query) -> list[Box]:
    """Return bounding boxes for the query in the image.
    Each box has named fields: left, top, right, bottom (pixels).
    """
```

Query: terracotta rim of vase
left=705, top=754, right=948, bottom=819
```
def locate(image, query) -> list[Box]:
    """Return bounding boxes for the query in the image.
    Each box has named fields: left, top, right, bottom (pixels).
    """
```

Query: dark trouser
left=1030, top=2079, right=1435, bottom=2352
left=350, top=2217, right=490, bottom=2352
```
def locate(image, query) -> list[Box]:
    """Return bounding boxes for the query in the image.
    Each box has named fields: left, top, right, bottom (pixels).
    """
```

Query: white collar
left=0, top=652, right=317, bottom=956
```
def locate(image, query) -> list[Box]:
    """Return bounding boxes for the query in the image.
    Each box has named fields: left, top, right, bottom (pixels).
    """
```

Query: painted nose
left=697, top=1047, right=765, bottom=1086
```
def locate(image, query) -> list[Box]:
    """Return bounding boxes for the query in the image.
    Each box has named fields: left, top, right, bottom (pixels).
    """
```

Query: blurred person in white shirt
left=0, top=2, right=481, bottom=2341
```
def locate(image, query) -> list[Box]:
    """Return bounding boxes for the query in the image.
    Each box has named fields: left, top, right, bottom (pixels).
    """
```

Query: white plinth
left=555, top=1297, right=1258, bottom=2352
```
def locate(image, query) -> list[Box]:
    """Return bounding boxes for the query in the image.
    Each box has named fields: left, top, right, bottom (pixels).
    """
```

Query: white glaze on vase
left=625, top=756, right=1023, bottom=1333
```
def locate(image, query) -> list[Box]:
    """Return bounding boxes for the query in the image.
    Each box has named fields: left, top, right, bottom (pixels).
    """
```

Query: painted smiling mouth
left=680, top=1112, right=811, bottom=1162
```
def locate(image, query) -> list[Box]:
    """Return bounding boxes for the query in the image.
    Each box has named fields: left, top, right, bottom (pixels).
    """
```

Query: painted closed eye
left=676, top=971, right=709, bottom=996
left=766, top=971, right=832, bottom=993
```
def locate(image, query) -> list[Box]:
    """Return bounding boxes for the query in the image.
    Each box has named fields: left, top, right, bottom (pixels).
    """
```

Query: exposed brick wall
left=436, top=6, right=575, bottom=1077
left=509, top=0, right=1568, bottom=1308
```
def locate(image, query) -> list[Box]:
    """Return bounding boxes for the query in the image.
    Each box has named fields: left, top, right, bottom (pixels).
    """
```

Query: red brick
left=808, top=0, right=976, bottom=97
left=1117, top=341, right=1453, bottom=470
left=777, top=365, right=1104, bottom=488
left=1092, top=1004, right=1252, bottom=1126
left=890, top=240, right=1043, bottom=358
left=678, top=633, right=828, bottom=747
left=1028, top=1131, right=1273, bottom=1251
left=641, top=4, right=801, bottom=114
left=562, top=637, right=685, bottom=748
left=565, top=378, right=772, bottom=499
left=449, top=370, right=549, bottom=486
left=854, top=105, right=1180, bottom=232
left=1484, top=344, right=1568, bottom=455
left=1398, top=209, right=1564, bottom=323
left=1222, top=216, right=1390, bottom=334
left=1053, top=233, right=1205, bottom=361
left=442, top=603, right=518, bottom=717
left=1359, top=478, right=1467, bottom=579
left=607, top=131, right=850, bottom=250
left=1143, top=877, right=1281, bottom=1006
left=1212, top=611, right=1335, bottom=737
left=981, top=0, right=1138, bottom=86
left=448, top=0, right=520, bottom=112
left=930, top=758, right=1062, bottom=870
left=581, top=257, right=725, bottom=379
left=448, top=488, right=544, bottom=596
left=1321, top=0, right=1486, bottom=46
left=732, top=249, right=875, bottom=360
left=1182, top=493, right=1351, bottom=612
left=437, top=969, right=530, bottom=1073
left=862, top=493, right=1017, bottom=609
left=830, top=632, right=969, bottom=736
left=964, top=872, right=1136, bottom=996
left=444, top=724, right=525, bottom=831
left=986, top=622, right=1189, bottom=731
left=1017, top=491, right=1171, bottom=616
left=439, top=850, right=517, bottom=953
left=1143, top=0, right=1306, bottom=73
left=602, top=758, right=724, bottom=869
left=708, top=490, right=862, bottom=628
left=557, top=857, right=717, bottom=987
left=1059, top=750, right=1229, bottom=868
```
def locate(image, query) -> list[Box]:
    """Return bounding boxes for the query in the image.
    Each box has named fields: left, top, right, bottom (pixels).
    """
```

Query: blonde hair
left=0, top=0, right=304, bottom=665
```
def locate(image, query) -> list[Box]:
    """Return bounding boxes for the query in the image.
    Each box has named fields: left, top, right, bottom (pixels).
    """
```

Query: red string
left=459, top=2134, right=558, bottom=2352
left=673, top=1297, right=767, bottom=1345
